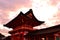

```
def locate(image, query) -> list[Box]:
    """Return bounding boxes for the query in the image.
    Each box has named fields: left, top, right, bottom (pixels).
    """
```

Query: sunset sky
left=0, top=0, right=60, bottom=36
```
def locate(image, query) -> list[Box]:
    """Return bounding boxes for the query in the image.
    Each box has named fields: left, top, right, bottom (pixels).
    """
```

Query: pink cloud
left=0, top=0, right=32, bottom=11
left=0, top=0, right=32, bottom=24
left=0, top=29, right=8, bottom=33
left=49, top=0, right=60, bottom=6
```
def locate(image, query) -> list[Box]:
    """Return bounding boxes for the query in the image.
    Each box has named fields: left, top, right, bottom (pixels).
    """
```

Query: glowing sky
left=0, top=0, right=60, bottom=36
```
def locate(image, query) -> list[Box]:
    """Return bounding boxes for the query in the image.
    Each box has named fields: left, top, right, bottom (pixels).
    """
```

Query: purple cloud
left=0, top=0, right=32, bottom=24
left=0, top=0, right=32, bottom=11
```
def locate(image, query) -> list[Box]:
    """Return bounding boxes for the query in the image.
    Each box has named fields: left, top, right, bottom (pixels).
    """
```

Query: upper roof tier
left=4, top=9, right=44, bottom=29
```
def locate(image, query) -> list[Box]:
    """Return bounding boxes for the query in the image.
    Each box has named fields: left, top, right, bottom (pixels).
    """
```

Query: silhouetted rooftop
left=26, top=24, right=60, bottom=36
left=4, top=9, right=44, bottom=28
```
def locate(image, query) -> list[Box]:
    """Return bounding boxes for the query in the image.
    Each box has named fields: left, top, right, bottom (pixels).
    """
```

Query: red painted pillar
left=20, top=34, right=23, bottom=40
left=11, top=34, right=20, bottom=40
left=46, top=36, right=48, bottom=40
left=20, top=32, right=25, bottom=40
left=54, top=35, right=56, bottom=40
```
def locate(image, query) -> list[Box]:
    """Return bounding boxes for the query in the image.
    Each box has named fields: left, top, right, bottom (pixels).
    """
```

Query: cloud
left=0, top=28, right=11, bottom=36
left=0, top=0, right=32, bottom=11
left=0, top=0, right=32, bottom=24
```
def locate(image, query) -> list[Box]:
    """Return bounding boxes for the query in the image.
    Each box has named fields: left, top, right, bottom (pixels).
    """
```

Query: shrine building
left=4, top=9, right=60, bottom=40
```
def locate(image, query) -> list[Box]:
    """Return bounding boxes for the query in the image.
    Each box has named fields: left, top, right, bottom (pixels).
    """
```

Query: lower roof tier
left=26, top=24, right=60, bottom=36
